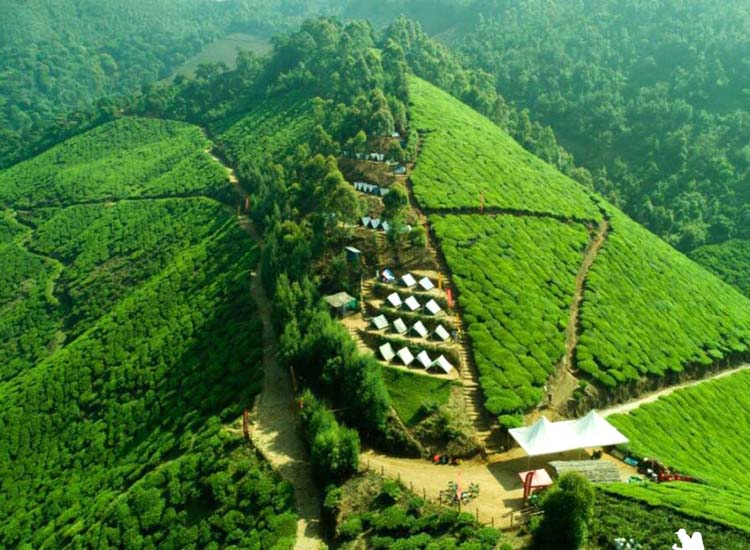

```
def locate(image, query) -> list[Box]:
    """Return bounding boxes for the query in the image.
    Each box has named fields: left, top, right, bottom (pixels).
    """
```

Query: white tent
left=416, top=350, right=432, bottom=369
left=361, top=216, right=371, bottom=227
left=371, top=219, right=381, bottom=230
left=371, top=314, right=389, bottom=331
left=411, top=320, right=429, bottom=338
left=386, top=292, right=402, bottom=308
left=433, top=324, right=451, bottom=342
left=424, top=299, right=442, bottom=315
left=401, top=273, right=417, bottom=288
left=397, top=347, right=415, bottom=366
left=431, top=355, right=454, bottom=374
left=392, top=318, right=408, bottom=335
left=575, top=411, right=630, bottom=448
left=418, top=276, right=435, bottom=291
left=404, top=296, right=421, bottom=311
left=381, top=220, right=391, bottom=233
left=379, top=342, right=395, bottom=362
left=509, top=414, right=630, bottom=457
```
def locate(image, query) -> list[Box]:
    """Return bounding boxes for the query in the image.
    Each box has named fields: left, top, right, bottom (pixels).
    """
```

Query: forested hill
left=0, top=118, right=297, bottom=548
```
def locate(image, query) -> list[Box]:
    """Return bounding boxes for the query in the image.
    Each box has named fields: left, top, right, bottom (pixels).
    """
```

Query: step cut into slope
left=410, top=76, right=750, bottom=423
left=430, top=214, right=589, bottom=419
left=409, top=76, right=600, bottom=220
left=606, top=371, right=750, bottom=531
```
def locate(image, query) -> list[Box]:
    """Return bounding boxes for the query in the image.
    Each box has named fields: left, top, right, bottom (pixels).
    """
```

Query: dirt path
left=205, top=145, right=322, bottom=550
left=546, top=217, right=609, bottom=415
left=599, top=363, right=750, bottom=417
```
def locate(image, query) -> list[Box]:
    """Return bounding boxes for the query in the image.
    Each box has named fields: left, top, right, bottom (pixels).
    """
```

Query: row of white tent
left=378, top=342, right=454, bottom=374
left=399, top=272, right=435, bottom=291
left=354, top=181, right=391, bottom=197
left=370, top=314, right=451, bottom=341
left=386, top=293, right=442, bottom=315
left=361, top=216, right=391, bottom=232
left=509, top=413, right=629, bottom=457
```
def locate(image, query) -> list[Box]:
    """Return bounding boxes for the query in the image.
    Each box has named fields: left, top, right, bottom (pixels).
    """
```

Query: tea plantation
left=409, top=77, right=600, bottom=220
left=430, top=214, right=589, bottom=422
left=0, top=121, right=297, bottom=548
left=606, top=370, right=750, bottom=531
left=578, top=209, right=750, bottom=388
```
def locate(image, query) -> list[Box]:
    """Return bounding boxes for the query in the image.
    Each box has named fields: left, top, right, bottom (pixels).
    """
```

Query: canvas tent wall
left=386, top=292, right=402, bottom=308
left=392, top=318, right=408, bottom=335
left=371, top=314, right=389, bottom=331
left=419, top=276, right=435, bottom=291
left=509, top=413, right=628, bottom=457
left=425, top=299, right=441, bottom=315
left=433, top=324, right=450, bottom=342
left=401, top=273, right=417, bottom=287
left=397, top=347, right=415, bottom=366
left=404, top=296, right=421, bottom=311
left=411, top=320, right=429, bottom=338
left=379, top=342, right=396, bottom=362
left=416, top=350, right=432, bottom=369
left=431, top=355, right=454, bottom=374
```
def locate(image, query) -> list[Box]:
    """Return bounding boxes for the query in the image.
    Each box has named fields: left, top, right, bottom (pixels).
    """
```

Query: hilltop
left=409, top=75, right=750, bottom=426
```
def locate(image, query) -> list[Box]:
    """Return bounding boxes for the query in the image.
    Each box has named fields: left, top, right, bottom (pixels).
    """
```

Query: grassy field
left=409, top=76, right=600, bottom=220
left=382, top=368, right=457, bottom=426
left=606, top=370, right=750, bottom=530
left=170, top=32, right=272, bottom=80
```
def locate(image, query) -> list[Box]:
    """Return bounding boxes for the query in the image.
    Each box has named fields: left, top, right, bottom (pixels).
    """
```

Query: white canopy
left=371, top=314, right=389, bottom=331
left=509, top=413, right=629, bottom=457
left=397, top=347, right=415, bottom=366
left=425, top=299, right=441, bottom=315
left=411, top=320, right=429, bottom=338
left=431, top=355, right=454, bottom=374
left=418, top=276, right=435, bottom=291
left=404, top=296, right=421, bottom=311
left=379, top=342, right=395, bottom=362
left=392, top=318, right=408, bottom=335
left=386, top=292, right=402, bottom=308
left=401, top=273, right=417, bottom=287
left=416, top=350, right=432, bottom=369
left=433, top=324, right=451, bottom=342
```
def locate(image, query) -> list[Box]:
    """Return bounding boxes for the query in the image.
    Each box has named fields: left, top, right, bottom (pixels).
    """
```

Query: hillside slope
left=0, top=119, right=297, bottom=548
left=410, top=76, right=750, bottom=425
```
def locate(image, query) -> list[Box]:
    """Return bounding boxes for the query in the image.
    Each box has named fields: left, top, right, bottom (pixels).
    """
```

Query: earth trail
left=207, top=145, right=322, bottom=550
left=546, top=217, right=609, bottom=416
left=599, top=363, right=750, bottom=417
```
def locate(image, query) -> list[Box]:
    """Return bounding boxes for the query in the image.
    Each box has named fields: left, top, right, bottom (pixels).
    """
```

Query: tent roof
left=518, top=469, right=553, bottom=488
left=381, top=268, right=395, bottom=282
left=404, top=296, right=421, bottom=311
left=401, top=273, right=417, bottom=287
left=371, top=314, right=389, bottom=330
left=345, top=246, right=362, bottom=254
left=371, top=218, right=381, bottom=229
left=361, top=216, right=371, bottom=226
left=509, top=413, right=630, bottom=457
left=419, top=276, right=435, bottom=291
left=386, top=292, right=402, bottom=307
left=575, top=411, right=630, bottom=448
left=323, top=292, right=356, bottom=309
left=397, top=347, right=414, bottom=366
left=379, top=342, right=395, bottom=362
left=433, top=324, right=451, bottom=341
left=431, top=355, right=454, bottom=374
left=393, top=318, right=407, bottom=334
left=412, top=320, right=428, bottom=338
left=425, top=299, right=441, bottom=315
left=416, top=350, right=432, bottom=369
left=381, top=220, right=391, bottom=232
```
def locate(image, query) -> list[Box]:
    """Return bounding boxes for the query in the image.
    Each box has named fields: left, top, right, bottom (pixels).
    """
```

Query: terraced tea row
left=606, top=370, right=750, bottom=530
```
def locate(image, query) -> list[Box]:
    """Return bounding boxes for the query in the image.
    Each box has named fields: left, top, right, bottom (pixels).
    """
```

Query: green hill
left=0, top=120, right=296, bottom=548
left=411, top=76, right=750, bottom=424
left=607, top=370, right=750, bottom=531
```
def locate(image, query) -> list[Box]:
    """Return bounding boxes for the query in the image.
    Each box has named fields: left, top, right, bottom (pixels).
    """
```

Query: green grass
left=431, top=214, right=589, bottom=424
left=409, top=76, right=600, bottom=220
left=606, top=370, right=750, bottom=530
left=170, top=32, right=272, bottom=80
left=690, top=238, right=750, bottom=296
left=0, top=118, right=229, bottom=208
left=383, top=368, right=457, bottom=426
left=577, top=208, right=750, bottom=387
